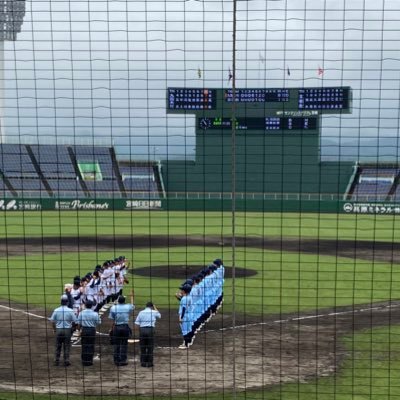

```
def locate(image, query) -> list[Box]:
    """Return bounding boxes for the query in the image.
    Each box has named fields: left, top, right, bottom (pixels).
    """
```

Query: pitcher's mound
left=130, top=265, right=257, bottom=279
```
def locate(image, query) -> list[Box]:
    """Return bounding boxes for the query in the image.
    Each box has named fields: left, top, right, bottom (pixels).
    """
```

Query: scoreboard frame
left=166, top=86, right=351, bottom=136
left=167, top=87, right=351, bottom=114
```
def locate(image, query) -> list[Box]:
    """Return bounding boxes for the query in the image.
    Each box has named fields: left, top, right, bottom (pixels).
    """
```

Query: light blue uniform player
left=214, top=259, right=225, bottom=308
left=189, top=282, right=202, bottom=327
left=203, top=272, right=214, bottom=317
left=178, top=285, right=193, bottom=348
left=177, top=260, right=225, bottom=349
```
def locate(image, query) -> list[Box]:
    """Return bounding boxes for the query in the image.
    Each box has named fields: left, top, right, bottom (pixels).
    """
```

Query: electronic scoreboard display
left=167, top=87, right=351, bottom=135
left=224, top=88, right=289, bottom=103
left=298, top=87, right=350, bottom=110
left=168, top=88, right=217, bottom=110
left=198, top=117, right=318, bottom=131
left=167, top=87, right=350, bottom=112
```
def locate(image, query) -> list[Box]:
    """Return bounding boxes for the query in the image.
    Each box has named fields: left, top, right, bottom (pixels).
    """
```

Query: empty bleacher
left=7, top=177, right=50, bottom=197
left=29, top=144, right=85, bottom=197
left=393, top=186, right=400, bottom=201
left=84, top=179, right=122, bottom=198
left=120, top=165, right=160, bottom=199
left=46, top=179, right=86, bottom=198
left=349, top=166, right=399, bottom=201
left=73, top=145, right=116, bottom=179
left=352, top=181, right=393, bottom=200
left=0, top=175, right=14, bottom=197
left=72, top=145, right=126, bottom=198
left=0, top=144, right=37, bottom=177
left=30, top=145, right=76, bottom=179
left=0, top=143, right=161, bottom=199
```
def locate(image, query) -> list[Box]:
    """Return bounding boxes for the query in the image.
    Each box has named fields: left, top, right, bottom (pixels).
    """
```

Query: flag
left=318, top=66, right=324, bottom=76
left=287, top=66, right=291, bottom=76
left=197, top=67, right=202, bottom=79
left=228, top=68, right=233, bottom=82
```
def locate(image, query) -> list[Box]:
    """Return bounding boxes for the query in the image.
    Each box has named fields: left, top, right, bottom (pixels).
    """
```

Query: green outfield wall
left=1, top=197, right=399, bottom=215
left=162, top=158, right=354, bottom=195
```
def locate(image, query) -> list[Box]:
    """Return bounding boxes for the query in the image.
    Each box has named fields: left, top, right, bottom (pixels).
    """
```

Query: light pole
left=153, top=146, right=159, bottom=161
left=0, top=0, right=26, bottom=143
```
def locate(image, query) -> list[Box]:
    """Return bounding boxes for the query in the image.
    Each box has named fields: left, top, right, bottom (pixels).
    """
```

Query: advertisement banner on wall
left=124, top=200, right=162, bottom=210
left=0, top=199, right=42, bottom=211
left=342, top=202, right=400, bottom=215
left=1, top=197, right=399, bottom=214
left=0, top=198, right=163, bottom=211
left=55, top=199, right=111, bottom=210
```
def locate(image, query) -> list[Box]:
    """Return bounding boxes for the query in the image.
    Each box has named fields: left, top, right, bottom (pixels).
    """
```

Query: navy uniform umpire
left=135, top=302, right=161, bottom=368
left=109, top=291, right=135, bottom=366
left=77, top=300, right=101, bottom=366
left=49, top=294, right=77, bottom=367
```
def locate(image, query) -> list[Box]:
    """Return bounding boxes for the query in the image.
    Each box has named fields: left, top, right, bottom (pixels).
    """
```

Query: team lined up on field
left=61, top=253, right=225, bottom=351
left=177, top=259, right=225, bottom=348
left=50, top=255, right=224, bottom=367
left=63, top=256, right=130, bottom=316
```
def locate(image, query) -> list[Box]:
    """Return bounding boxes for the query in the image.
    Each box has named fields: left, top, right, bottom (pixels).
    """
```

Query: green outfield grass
left=1, top=246, right=399, bottom=315
left=1, top=210, right=400, bottom=242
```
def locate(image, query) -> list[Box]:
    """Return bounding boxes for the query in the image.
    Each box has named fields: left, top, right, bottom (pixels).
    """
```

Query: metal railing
left=165, top=192, right=346, bottom=201
left=1, top=190, right=397, bottom=202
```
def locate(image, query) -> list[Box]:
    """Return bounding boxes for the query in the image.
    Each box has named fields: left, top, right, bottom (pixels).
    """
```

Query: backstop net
left=1, top=1, right=400, bottom=399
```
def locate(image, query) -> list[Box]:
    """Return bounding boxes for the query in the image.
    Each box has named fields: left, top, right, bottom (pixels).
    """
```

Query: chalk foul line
left=202, top=302, right=400, bottom=333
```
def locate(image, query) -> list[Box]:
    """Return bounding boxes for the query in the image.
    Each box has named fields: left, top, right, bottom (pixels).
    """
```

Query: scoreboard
left=198, top=116, right=318, bottom=131
left=167, top=86, right=351, bottom=135
left=224, top=88, right=290, bottom=103
left=168, top=88, right=217, bottom=110
left=298, top=88, right=350, bottom=110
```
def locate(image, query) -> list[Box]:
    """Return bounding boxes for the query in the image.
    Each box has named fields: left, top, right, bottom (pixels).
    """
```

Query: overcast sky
left=3, top=0, right=400, bottom=161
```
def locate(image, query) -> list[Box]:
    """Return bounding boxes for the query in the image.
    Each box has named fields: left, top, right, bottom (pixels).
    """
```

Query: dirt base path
left=1, top=234, right=399, bottom=264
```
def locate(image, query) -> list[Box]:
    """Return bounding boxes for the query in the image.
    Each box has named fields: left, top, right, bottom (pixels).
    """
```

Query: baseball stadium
left=1, top=0, right=400, bottom=399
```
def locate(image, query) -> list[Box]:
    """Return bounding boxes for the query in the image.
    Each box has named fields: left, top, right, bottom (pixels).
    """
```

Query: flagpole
left=318, top=66, right=324, bottom=87
left=258, top=53, right=265, bottom=87
left=231, top=0, right=237, bottom=398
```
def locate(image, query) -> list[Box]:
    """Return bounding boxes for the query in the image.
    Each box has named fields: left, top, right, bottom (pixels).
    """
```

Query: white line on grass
left=2, top=302, right=400, bottom=347
left=0, top=304, right=47, bottom=319
left=0, top=304, right=109, bottom=346
left=203, top=303, right=400, bottom=333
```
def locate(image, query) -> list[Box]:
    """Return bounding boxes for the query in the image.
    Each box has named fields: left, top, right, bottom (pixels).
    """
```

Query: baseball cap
left=117, top=295, right=126, bottom=304
left=85, top=300, right=93, bottom=309
left=181, top=284, right=192, bottom=294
